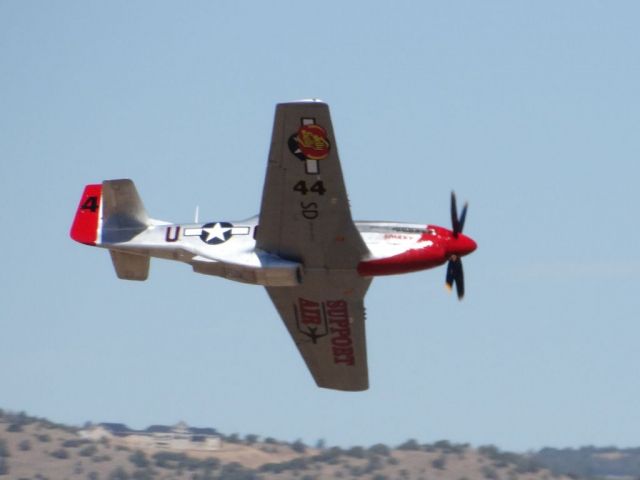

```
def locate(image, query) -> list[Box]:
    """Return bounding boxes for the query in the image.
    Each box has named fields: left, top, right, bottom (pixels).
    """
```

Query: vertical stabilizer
left=101, top=179, right=149, bottom=243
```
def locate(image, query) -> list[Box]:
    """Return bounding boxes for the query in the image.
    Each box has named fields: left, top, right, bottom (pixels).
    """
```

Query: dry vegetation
left=0, top=410, right=577, bottom=480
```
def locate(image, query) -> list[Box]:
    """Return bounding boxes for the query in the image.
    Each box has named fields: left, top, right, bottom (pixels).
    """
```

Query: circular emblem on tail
left=288, top=124, right=331, bottom=161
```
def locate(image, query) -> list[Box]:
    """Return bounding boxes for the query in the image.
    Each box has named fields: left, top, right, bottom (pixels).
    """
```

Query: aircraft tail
left=70, top=179, right=151, bottom=280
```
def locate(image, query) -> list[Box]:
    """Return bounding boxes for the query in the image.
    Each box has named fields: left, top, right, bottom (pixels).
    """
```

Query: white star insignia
left=202, top=223, right=231, bottom=242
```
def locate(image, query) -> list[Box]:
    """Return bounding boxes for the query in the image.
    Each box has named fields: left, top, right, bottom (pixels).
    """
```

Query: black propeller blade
left=450, top=191, right=468, bottom=237
left=447, top=191, right=469, bottom=300
left=445, top=256, right=465, bottom=300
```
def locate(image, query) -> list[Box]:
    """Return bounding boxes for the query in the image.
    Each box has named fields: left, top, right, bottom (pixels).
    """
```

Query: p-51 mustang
left=70, top=100, right=477, bottom=391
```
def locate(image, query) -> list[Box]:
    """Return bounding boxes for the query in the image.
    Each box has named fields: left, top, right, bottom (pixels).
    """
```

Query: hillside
left=532, top=446, right=640, bottom=479
left=0, top=409, right=590, bottom=480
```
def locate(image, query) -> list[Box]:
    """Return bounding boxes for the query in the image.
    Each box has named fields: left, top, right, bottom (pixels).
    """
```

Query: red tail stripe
left=70, top=184, right=102, bottom=245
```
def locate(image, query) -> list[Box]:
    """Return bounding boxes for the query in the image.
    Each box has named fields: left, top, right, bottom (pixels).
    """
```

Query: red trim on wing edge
left=70, top=184, right=102, bottom=245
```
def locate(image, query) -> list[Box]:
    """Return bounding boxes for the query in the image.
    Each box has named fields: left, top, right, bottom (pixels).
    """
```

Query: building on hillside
left=80, top=421, right=222, bottom=451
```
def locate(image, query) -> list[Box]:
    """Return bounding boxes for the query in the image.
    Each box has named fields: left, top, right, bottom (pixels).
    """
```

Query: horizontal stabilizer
left=110, top=250, right=149, bottom=281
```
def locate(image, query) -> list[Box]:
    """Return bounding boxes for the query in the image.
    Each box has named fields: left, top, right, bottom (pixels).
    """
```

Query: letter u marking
left=165, top=226, right=180, bottom=242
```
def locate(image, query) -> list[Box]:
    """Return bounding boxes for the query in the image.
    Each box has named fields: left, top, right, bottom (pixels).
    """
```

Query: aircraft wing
left=258, top=101, right=372, bottom=391
left=266, top=270, right=371, bottom=391
left=256, top=100, right=368, bottom=268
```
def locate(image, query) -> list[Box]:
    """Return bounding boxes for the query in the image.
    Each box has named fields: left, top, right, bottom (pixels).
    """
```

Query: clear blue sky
left=1, top=1, right=639, bottom=452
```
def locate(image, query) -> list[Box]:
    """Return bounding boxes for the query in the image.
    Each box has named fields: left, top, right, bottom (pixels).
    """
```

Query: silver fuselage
left=98, top=216, right=450, bottom=287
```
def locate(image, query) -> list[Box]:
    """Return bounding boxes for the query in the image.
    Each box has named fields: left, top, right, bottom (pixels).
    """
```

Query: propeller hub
left=446, top=191, right=475, bottom=300
left=447, top=233, right=477, bottom=257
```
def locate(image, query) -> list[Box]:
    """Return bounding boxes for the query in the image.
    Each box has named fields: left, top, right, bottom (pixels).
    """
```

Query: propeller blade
left=451, top=191, right=469, bottom=237
left=445, top=257, right=465, bottom=300
left=445, top=259, right=455, bottom=290
left=448, top=192, right=470, bottom=299
left=450, top=191, right=459, bottom=236
left=458, top=201, right=468, bottom=234
left=454, top=258, right=465, bottom=300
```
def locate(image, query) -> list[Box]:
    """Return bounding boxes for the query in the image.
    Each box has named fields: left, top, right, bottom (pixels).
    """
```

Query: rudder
left=70, top=184, right=102, bottom=245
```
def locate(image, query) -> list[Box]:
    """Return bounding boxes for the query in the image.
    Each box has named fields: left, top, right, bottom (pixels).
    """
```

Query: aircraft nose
left=451, top=234, right=477, bottom=257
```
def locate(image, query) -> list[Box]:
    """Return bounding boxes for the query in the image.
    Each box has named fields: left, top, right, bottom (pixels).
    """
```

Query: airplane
left=70, top=100, right=477, bottom=392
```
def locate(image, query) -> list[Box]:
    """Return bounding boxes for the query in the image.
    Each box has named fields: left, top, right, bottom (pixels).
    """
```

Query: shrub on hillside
left=481, top=465, right=499, bottom=480
left=432, top=440, right=469, bottom=454
left=514, top=458, right=540, bottom=474
left=397, top=439, right=420, bottom=451
left=291, top=439, right=307, bottom=453
left=131, top=469, right=154, bottom=480
left=200, top=457, right=220, bottom=471
left=108, top=467, right=130, bottom=480
left=79, top=445, right=98, bottom=457
left=0, top=440, right=9, bottom=458
left=0, top=458, right=9, bottom=476
left=92, top=454, right=112, bottom=463
left=51, top=448, right=70, bottom=459
left=63, top=439, right=91, bottom=448
left=152, top=451, right=208, bottom=471
left=432, top=455, right=447, bottom=470
left=364, top=455, right=384, bottom=473
left=259, top=462, right=286, bottom=474
left=313, top=446, right=343, bottom=464
left=346, top=446, right=365, bottom=458
left=218, top=461, right=259, bottom=480
left=6, top=411, right=31, bottom=428
left=372, top=475, right=389, bottom=480
left=348, top=464, right=367, bottom=477
left=260, top=457, right=310, bottom=474
left=368, top=444, right=391, bottom=456
left=128, top=450, right=149, bottom=468
left=153, top=451, right=187, bottom=469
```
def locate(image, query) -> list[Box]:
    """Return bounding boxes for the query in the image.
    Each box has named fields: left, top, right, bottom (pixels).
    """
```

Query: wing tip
left=316, top=378, right=369, bottom=392
left=279, top=98, right=327, bottom=107
left=293, top=97, right=325, bottom=103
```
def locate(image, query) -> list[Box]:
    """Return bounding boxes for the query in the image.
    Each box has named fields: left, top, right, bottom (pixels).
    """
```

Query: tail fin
left=70, top=184, right=103, bottom=245
left=71, top=179, right=152, bottom=280
left=101, top=179, right=149, bottom=243
left=70, top=179, right=150, bottom=245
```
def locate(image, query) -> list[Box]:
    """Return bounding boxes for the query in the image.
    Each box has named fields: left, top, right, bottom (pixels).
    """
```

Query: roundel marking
left=200, top=222, right=233, bottom=245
